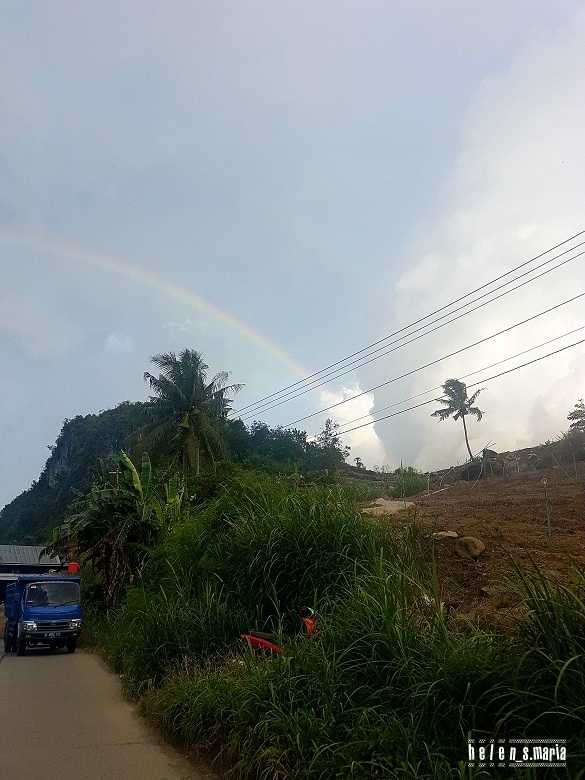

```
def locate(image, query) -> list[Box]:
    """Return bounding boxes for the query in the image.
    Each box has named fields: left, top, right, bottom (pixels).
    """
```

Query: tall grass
left=95, top=470, right=585, bottom=777
left=104, top=472, right=387, bottom=693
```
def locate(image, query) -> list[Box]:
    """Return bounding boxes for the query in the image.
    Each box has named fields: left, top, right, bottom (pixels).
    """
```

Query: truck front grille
left=36, top=620, right=71, bottom=631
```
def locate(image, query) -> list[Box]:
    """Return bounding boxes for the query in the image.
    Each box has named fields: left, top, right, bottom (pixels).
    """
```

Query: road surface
left=0, top=643, right=213, bottom=780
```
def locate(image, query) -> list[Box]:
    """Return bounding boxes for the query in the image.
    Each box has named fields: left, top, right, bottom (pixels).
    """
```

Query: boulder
left=432, top=530, right=459, bottom=540
left=455, top=536, right=485, bottom=560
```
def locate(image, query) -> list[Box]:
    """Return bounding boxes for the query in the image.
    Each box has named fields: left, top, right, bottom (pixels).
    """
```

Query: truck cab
left=3, top=574, right=81, bottom=655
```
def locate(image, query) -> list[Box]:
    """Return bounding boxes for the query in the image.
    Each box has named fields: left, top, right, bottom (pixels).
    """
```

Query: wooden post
left=543, top=478, right=552, bottom=538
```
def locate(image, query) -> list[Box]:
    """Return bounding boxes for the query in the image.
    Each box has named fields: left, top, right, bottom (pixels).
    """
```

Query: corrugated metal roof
left=0, top=545, right=61, bottom=566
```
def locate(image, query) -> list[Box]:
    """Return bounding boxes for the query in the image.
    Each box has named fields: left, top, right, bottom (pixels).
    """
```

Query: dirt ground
left=377, top=467, right=585, bottom=624
left=363, top=497, right=415, bottom=516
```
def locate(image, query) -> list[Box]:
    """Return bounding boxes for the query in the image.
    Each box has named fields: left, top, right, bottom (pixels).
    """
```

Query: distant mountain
left=0, top=402, right=147, bottom=544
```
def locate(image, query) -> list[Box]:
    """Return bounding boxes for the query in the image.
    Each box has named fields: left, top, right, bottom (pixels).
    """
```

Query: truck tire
left=3, top=623, right=11, bottom=653
left=66, top=638, right=77, bottom=654
left=17, top=637, right=27, bottom=656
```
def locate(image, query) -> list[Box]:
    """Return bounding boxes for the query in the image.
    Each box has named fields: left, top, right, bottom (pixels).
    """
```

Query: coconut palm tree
left=431, top=379, right=483, bottom=461
left=143, top=349, right=242, bottom=475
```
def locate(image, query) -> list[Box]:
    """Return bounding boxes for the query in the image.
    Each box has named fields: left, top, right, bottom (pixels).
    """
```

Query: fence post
left=543, top=478, right=552, bottom=538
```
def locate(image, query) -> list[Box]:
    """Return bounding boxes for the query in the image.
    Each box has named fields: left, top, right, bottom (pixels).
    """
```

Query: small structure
left=0, top=545, right=62, bottom=601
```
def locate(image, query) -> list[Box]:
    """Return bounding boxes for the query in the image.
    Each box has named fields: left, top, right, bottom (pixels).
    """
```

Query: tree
left=46, top=452, right=173, bottom=608
left=568, top=399, right=585, bottom=433
left=143, top=349, right=242, bottom=476
left=431, top=379, right=483, bottom=461
left=310, top=418, right=350, bottom=471
left=354, top=456, right=364, bottom=470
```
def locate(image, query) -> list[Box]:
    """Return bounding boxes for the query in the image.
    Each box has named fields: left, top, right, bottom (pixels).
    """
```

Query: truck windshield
left=25, top=581, right=80, bottom=607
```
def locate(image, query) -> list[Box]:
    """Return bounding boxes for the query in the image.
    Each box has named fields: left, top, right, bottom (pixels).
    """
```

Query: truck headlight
left=23, top=621, right=37, bottom=632
left=69, top=619, right=82, bottom=629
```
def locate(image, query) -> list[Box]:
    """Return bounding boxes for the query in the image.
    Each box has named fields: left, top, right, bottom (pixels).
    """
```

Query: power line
left=239, top=245, right=585, bottom=419
left=234, top=230, right=585, bottom=415
left=334, top=336, right=585, bottom=438
left=282, top=290, right=585, bottom=428
left=335, top=325, right=585, bottom=432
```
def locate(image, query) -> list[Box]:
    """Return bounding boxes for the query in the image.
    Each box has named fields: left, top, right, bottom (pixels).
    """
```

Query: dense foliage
left=85, top=472, right=585, bottom=778
left=225, top=417, right=349, bottom=476
left=47, top=452, right=183, bottom=607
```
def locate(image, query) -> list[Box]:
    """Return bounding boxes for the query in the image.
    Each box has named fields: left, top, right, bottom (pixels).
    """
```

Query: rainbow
left=0, top=229, right=307, bottom=376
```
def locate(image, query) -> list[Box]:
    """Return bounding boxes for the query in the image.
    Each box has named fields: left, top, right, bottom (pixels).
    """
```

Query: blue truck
left=3, top=574, right=81, bottom=655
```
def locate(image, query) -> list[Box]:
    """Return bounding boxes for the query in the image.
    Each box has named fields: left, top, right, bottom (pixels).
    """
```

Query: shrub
left=390, top=466, right=427, bottom=498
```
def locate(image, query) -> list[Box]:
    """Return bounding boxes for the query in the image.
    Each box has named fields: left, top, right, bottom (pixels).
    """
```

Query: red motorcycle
left=241, top=607, right=319, bottom=656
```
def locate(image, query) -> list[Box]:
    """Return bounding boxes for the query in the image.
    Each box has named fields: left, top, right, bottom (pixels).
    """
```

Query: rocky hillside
left=0, top=402, right=147, bottom=544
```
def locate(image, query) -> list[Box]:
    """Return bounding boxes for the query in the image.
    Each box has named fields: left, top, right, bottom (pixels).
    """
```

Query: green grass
left=92, top=470, right=585, bottom=777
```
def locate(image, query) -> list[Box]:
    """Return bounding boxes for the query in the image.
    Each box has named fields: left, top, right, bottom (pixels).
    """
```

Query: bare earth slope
left=375, top=468, right=585, bottom=619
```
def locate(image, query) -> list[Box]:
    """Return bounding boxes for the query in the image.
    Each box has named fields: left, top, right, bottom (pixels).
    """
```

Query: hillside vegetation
left=82, top=469, right=585, bottom=778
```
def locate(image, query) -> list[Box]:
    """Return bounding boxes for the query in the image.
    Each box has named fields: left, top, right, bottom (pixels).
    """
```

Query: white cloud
left=104, top=332, right=134, bottom=354
left=393, top=10, right=585, bottom=470
left=165, top=318, right=193, bottom=333
left=319, top=384, right=390, bottom=468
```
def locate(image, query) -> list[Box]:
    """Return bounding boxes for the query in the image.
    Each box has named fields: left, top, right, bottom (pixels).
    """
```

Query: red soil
left=395, top=467, right=585, bottom=621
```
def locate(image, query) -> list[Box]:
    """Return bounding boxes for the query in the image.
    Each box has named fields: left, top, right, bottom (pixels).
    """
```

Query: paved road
left=0, top=643, right=213, bottom=780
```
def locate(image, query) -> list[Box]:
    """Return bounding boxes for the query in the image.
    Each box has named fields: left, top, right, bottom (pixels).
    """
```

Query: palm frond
left=467, top=388, right=484, bottom=407
left=431, top=408, right=452, bottom=421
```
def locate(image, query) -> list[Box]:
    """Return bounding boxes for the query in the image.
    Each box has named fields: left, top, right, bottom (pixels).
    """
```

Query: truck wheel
left=2, top=624, right=11, bottom=653
left=66, top=639, right=77, bottom=654
left=17, top=637, right=27, bottom=656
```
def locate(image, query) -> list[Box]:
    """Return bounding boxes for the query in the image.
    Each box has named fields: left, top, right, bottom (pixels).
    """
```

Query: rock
left=455, top=536, right=485, bottom=560
left=432, top=530, right=458, bottom=540
left=363, top=498, right=415, bottom=516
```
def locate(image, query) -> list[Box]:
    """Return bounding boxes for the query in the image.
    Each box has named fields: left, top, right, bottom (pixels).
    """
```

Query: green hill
left=0, top=402, right=147, bottom=544
left=0, top=402, right=352, bottom=544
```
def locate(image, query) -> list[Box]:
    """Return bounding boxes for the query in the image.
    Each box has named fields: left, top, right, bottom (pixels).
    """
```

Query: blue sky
left=1, top=1, right=584, bottom=508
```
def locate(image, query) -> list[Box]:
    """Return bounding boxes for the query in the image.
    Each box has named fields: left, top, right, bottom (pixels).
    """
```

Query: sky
left=1, top=1, right=584, bottom=509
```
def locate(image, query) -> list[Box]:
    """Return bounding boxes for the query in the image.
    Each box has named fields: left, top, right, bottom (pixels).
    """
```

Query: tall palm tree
left=143, top=349, right=242, bottom=475
left=431, top=379, right=483, bottom=461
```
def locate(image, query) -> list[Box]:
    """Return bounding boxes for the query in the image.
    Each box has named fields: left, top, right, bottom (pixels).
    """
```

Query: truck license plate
left=47, top=632, right=61, bottom=638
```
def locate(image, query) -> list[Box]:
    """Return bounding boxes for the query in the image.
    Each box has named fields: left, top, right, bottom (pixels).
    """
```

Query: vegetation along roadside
left=10, top=350, right=585, bottom=778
